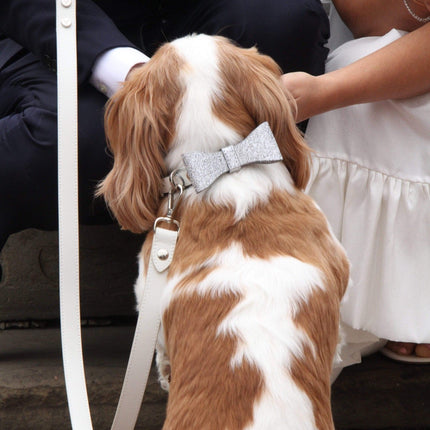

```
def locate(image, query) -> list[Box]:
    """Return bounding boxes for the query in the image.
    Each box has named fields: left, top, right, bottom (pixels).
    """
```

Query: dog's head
left=98, top=34, right=310, bottom=233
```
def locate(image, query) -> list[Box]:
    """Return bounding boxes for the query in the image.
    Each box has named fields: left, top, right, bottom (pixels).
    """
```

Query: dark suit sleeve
left=0, top=0, right=136, bottom=83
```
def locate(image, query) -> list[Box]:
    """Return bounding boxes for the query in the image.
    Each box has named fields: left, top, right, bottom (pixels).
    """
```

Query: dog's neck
left=163, top=123, right=296, bottom=221
left=164, top=164, right=294, bottom=223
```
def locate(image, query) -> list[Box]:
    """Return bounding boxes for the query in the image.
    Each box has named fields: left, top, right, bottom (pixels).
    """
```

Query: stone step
left=0, top=227, right=143, bottom=321
left=0, top=326, right=429, bottom=430
left=0, top=326, right=166, bottom=430
left=333, top=353, right=430, bottom=430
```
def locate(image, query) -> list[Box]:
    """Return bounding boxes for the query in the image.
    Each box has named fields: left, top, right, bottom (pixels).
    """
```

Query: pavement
left=0, top=325, right=429, bottom=430
left=0, top=326, right=166, bottom=430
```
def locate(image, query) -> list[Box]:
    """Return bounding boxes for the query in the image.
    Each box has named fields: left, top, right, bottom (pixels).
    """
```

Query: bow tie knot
left=221, top=145, right=242, bottom=173
left=182, top=122, right=283, bottom=193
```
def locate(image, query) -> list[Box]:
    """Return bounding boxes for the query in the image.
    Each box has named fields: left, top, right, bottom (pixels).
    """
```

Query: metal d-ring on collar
left=153, top=169, right=185, bottom=232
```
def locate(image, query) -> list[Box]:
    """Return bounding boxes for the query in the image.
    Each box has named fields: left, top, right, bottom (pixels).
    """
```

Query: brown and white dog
left=98, top=34, right=350, bottom=430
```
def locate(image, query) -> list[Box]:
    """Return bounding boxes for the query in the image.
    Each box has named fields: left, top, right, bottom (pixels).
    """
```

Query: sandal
left=380, top=344, right=430, bottom=364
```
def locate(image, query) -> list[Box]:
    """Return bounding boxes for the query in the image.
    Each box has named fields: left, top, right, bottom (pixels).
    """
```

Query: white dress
left=307, top=4, right=430, bottom=368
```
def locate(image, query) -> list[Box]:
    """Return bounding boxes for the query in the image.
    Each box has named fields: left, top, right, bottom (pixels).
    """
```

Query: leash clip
left=153, top=169, right=184, bottom=232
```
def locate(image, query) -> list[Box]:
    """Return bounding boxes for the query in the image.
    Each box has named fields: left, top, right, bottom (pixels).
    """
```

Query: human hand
left=281, top=72, right=325, bottom=122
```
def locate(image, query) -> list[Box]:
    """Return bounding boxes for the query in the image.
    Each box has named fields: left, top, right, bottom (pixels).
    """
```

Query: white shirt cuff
left=90, top=47, right=150, bottom=97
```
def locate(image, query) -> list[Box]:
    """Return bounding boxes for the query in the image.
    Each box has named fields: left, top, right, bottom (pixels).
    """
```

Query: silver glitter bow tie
left=182, top=122, right=283, bottom=193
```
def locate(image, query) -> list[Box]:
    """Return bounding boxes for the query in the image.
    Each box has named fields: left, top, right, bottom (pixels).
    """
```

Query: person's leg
left=415, top=344, right=430, bottom=358
left=76, top=82, right=115, bottom=227
left=154, top=0, right=330, bottom=74
left=197, top=0, right=330, bottom=74
left=385, top=342, right=415, bottom=356
left=0, top=50, right=58, bottom=251
left=0, top=43, right=112, bottom=253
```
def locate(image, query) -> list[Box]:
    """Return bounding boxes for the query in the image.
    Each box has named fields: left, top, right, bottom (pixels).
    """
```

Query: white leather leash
left=111, top=226, right=179, bottom=430
left=56, top=0, right=93, bottom=429
left=110, top=180, right=182, bottom=429
left=57, top=2, right=180, bottom=428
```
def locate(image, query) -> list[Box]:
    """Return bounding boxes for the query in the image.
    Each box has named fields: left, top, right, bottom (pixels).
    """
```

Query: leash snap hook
left=153, top=170, right=184, bottom=232
left=166, top=182, right=183, bottom=218
left=166, top=168, right=186, bottom=218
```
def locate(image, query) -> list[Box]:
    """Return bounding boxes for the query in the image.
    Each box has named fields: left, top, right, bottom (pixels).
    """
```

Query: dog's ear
left=97, top=44, right=184, bottom=232
left=215, top=39, right=311, bottom=190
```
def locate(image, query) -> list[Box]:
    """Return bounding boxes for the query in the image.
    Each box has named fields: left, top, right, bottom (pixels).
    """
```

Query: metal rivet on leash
left=61, top=18, right=72, bottom=27
left=157, top=249, right=169, bottom=261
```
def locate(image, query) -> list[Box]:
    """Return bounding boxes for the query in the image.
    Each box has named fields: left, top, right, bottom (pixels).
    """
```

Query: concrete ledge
left=1, top=326, right=429, bottom=429
left=333, top=353, right=430, bottom=430
left=0, top=226, right=144, bottom=321
left=0, top=326, right=167, bottom=430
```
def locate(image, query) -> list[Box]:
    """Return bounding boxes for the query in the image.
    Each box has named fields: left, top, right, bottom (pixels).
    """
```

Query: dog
left=98, top=34, right=350, bottom=430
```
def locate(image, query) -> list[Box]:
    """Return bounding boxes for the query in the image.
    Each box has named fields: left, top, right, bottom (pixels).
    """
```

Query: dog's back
left=160, top=187, right=349, bottom=430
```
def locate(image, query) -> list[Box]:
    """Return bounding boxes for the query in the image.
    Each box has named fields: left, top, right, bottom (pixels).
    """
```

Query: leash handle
left=56, top=1, right=93, bottom=429
left=57, top=3, right=177, bottom=428
left=111, top=227, right=178, bottom=430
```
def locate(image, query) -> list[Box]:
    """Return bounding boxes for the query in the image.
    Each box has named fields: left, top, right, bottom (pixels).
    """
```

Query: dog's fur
left=98, top=34, right=350, bottom=430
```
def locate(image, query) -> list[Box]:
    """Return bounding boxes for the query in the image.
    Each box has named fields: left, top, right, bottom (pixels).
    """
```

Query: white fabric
left=90, top=47, right=150, bottom=97
left=306, top=27, right=430, bottom=351
left=322, top=0, right=353, bottom=51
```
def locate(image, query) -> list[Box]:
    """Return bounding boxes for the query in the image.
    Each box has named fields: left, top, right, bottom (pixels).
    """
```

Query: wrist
left=310, top=74, right=346, bottom=116
left=318, top=66, right=372, bottom=112
left=90, top=48, right=150, bottom=97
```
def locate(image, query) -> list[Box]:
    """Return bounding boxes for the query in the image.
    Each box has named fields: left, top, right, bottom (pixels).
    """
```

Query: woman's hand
left=281, top=72, right=328, bottom=123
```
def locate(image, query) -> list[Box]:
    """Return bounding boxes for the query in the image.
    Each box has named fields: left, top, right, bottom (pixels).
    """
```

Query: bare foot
left=415, top=344, right=430, bottom=358
left=386, top=341, right=430, bottom=358
left=385, top=341, right=415, bottom=356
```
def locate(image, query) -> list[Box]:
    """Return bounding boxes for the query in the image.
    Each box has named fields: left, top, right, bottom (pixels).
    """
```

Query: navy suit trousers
left=0, top=0, right=329, bottom=251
